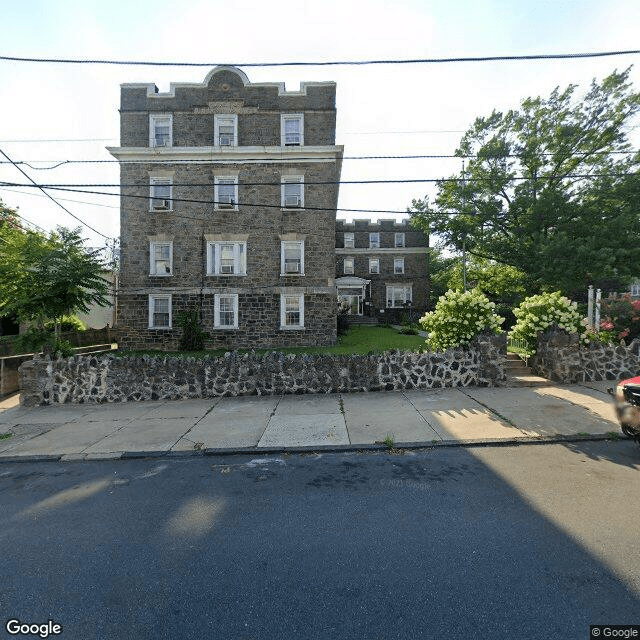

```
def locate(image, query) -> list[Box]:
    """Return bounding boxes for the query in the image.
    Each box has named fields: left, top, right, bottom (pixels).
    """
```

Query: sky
left=0, top=0, right=639, bottom=249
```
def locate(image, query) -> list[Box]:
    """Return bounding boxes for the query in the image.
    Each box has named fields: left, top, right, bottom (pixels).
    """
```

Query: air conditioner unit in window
left=220, top=265, right=234, bottom=274
left=284, top=195, right=301, bottom=208
left=219, top=135, right=233, bottom=146
left=154, top=139, right=168, bottom=147
left=153, top=199, right=171, bottom=210
left=285, top=262, right=300, bottom=273
left=218, top=196, right=234, bottom=208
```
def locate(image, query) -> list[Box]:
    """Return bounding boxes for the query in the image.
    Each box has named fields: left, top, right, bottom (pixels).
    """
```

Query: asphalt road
left=1, top=441, right=639, bottom=640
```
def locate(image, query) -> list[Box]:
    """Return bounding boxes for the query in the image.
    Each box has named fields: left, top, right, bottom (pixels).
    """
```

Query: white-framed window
left=631, top=284, right=640, bottom=297
left=207, top=241, right=247, bottom=275
left=150, top=178, right=172, bottom=211
left=149, top=114, right=172, bottom=148
left=387, top=286, right=412, bottom=308
left=281, top=114, right=304, bottom=146
left=280, top=294, right=304, bottom=328
left=395, top=232, right=405, bottom=248
left=150, top=241, right=172, bottom=276
left=369, top=232, right=380, bottom=248
left=214, top=177, right=238, bottom=210
left=344, top=232, right=354, bottom=249
left=343, top=258, right=354, bottom=275
left=369, top=258, right=380, bottom=274
left=281, top=241, right=304, bottom=275
left=214, top=294, right=239, bottom=329
left=149, top=294, right=172, bottom=328
left=281, top=176, right=304, bottom=208
left=394, top=258, right=405, bottom=274
left=214, top=114, right=238, bottom=147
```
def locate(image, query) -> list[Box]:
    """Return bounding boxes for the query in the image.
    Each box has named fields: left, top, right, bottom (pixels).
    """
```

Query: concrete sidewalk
left=0, top=379, right=626, bottom=462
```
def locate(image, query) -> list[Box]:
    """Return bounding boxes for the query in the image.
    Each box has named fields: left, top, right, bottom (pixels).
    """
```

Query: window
left=394, top=258, right=405, bottom=274
left=214, top=294, right=239, bottom=329
left=281, top=176, right=304, bottom=208
left=281, top=241, right=304, bottom=275
left=395, top=233, right=405, bottom=248
left=387, top=286, right=412, bottom=308
left=149, top=295, right=171, bottom=328
left=150, top=242, right=172, bottom=276
left=369, top=232, right=380, bottom=248
left=214, top=114, right=237, bottom=147
left=215, top=177, right=238, bottom=210
left=369, top=258, right=380, bottom=274
left=343, top=258, right=354, bottom=275
left=344, top=232, right=354, bottom=249
left=631, top=284, right=640, bottom=297
left=281, top=114, right=304, bottom=146
left=207, top=241, right=246, bottom=275
left=149, top=114, right=172, bottom=148
left=281, top=294, right=304, bottom=328
left=150, top=178, right=172, bottom=211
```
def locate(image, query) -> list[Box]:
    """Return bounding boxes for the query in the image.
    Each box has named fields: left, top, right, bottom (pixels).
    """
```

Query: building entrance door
left=338, top=293, right=363, bottom=315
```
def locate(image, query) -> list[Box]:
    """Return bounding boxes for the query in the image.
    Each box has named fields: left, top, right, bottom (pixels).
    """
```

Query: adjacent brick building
left=335, top=218, right=429, bottom=322
left=108, top=66, right=343, bottom=350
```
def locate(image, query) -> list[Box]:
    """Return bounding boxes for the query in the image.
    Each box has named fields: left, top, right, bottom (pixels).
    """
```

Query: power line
left=0, top=138, right=116, bottom=143
left=0, top=183, right=415, bottom=215
left=0, top=186, right=119, bottom=209
left=0, top=147, right=114, bottom=239
left=1, top=50, right=639, bottom=68
left=2, top=170, right=637, bottom=189
left=3, top=149, right=637, bottom=170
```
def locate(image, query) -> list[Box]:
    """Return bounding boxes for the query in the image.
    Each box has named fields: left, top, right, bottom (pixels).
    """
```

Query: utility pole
left=462, top=160, right=467, bottom=292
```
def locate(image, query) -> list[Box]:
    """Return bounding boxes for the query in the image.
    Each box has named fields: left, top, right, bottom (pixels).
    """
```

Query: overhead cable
left=1, top=50, right=639, bottom=67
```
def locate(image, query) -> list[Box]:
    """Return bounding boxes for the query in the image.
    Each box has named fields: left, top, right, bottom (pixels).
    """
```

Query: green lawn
left=115, top=325, right=427, bottom=359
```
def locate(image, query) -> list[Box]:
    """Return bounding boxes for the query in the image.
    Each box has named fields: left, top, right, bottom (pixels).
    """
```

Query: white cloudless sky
left=0, top=0, right=638, bottom=248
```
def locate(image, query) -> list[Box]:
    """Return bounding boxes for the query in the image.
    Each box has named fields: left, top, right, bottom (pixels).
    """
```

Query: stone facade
left=108, top=66, right=343, bottom=350
left=532, top=325, right=640, bottom=383
left=335, top=218, right=429, bottom=322
left=19, top=333, right=507, bottom=406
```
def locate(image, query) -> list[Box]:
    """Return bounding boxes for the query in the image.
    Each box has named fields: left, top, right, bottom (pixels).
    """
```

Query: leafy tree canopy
left=0, top=213, right=111, bottom=331
left=410, top=68, right=640, bottom=298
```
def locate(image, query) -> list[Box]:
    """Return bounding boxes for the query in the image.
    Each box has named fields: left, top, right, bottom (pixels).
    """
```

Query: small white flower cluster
left=511, top=291, right=583, bottom=353
left=420, top=288, right=505, bottom=351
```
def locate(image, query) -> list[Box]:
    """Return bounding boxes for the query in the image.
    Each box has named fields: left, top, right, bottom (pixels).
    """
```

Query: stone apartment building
left=335, top=218, right=429, bottom=321
left=108, top=66, right=343, bottom=350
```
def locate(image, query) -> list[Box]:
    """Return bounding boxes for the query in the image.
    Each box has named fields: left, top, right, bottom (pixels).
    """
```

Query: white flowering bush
left=510, top=292, right=583, bottom=355
left=420, top=289, right=504, bottom=351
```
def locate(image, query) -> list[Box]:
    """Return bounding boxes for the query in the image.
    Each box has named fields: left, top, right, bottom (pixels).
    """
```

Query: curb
left=0, top=432, right=631, bottom=464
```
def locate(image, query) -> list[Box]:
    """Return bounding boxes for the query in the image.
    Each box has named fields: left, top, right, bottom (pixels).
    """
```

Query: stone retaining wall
left=18, top=333, right=506, bottom=406
left=531, top=326, right=640, bottom=383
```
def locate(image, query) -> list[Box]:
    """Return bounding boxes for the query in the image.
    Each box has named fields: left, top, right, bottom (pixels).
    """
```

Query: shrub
left=16, top=326, right=75, bottom=357
left=599, top=294, right=640, bottom=343
left=337, top=297, right=351, bottom=336
left=420, top=289, right=504, bottom=351
left=44, top=314, right=87, bottom=333
left=176, top=310, right=208, bottom=351
left=511, top=292, right=583, bottom=355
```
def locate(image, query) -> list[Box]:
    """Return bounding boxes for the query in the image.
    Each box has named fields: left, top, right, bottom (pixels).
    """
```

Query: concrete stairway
left=504, top=352, right=549, bottom=387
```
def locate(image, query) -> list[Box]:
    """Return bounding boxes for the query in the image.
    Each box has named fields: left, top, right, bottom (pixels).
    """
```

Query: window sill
left=149, top=326, right=172, bottom=330
left=205, top=273, right=247, bottom=277
left=281, top=207, right=305, bottom=212
left=213, top=326, right=239, bottom=330
left=149, top=274, right=173, bottom=277
left=280, top=325, right=305, bottom=330
left=280, top=273, right=305, bottom=277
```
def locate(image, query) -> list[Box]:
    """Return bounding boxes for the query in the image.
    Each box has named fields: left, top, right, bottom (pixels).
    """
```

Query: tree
left=0, top=220, right=111, bottom=336
left=410, top=68, right=640, bottom=298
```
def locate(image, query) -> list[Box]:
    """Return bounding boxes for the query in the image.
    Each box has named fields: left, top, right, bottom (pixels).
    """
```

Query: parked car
left=608, top=376, right=640, bottom=445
